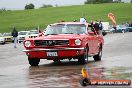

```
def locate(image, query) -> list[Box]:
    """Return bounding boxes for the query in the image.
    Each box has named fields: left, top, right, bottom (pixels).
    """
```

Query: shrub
left=25, top=3, right=35, bottom=10
left=40, top=4, right=53, bottom=8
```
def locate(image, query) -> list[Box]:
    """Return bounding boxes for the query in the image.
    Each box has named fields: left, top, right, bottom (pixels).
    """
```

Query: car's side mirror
left=88, top=31, right=95, bottom=36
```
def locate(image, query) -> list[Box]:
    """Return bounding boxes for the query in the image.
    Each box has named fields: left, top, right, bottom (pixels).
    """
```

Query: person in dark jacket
left=94, top=21, right=99, bottom=34
left=98, top=20, right=103, bottom=35
left=11, top=27, right=18, bottom=48
left=99, top=21, right=103, bottom=31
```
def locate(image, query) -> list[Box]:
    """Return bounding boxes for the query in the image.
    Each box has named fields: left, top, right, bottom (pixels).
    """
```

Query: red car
left=23, top=22, right=104, bottom=66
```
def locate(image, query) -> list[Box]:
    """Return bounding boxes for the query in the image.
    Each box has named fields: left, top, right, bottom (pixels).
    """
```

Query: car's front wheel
left=18, top=41, right=21, bottom=43
left=28, top=58, right=40, bottom=66
left=93, top=47, right=102, bottom=61
left=2, top=42, right=5, bottom=44
left=78, top=46, right=88, bottom=64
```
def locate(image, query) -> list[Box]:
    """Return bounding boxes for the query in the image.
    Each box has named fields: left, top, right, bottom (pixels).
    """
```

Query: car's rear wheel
left=78, top=46, right=88, bottom=64
left=28, top=58, right=40, bottom=66
left=93, top=46, right=102, bottom=61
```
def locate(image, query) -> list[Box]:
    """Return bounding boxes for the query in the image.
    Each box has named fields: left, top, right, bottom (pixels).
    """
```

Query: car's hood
left=32, top=34, right=85, bottom=40
left=4, top=36, right=13, bottom=38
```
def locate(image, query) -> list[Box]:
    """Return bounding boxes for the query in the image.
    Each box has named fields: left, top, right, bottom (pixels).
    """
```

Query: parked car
left=26, top=30, right=39, bottom=39
left=23, top=22, right=104, bottom=66
left=127, top=27, right=132, bottom=32
left=0, top=33, right=5, bottom=44
left=111, top=25, right=127, bottom=33
left=18, top=31, right=29, bottom=43
left=3, top=33, right=13, bottom=42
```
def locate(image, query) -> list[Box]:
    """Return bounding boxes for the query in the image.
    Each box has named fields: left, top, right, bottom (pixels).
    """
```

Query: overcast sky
left=0, top=0, right=86, bottom=10
left=0, top=0, right=130, bottom=10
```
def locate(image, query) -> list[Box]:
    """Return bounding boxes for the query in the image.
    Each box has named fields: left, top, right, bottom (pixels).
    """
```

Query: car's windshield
left=19, top=32, right=28, bottom=35
left=44, top=24, right=86, bottom=35
left=3, top=33, right=11, bottom=36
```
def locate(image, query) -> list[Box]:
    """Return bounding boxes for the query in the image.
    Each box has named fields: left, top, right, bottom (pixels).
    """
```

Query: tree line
left=24, top=0, right=132, bottom=10
left=84, top=0, right=132, bottom=4
left=25, top=3, right=53, bottom=10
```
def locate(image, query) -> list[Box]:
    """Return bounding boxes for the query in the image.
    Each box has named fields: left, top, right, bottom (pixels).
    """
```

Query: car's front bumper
left=23, top=47, right=84, bottom=59
left=23, top=47, right=84, bottom=52
left=4, top=38, right=13, bottom=42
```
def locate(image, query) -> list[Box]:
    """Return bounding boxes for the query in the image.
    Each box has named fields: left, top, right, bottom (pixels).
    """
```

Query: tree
left=0, top=8, right=6, bottom=13
left=84, top=0, right=113, bottom=4
left=25, top=3, right=35, bottom=10
left=40, top=4, right=53, bottom=8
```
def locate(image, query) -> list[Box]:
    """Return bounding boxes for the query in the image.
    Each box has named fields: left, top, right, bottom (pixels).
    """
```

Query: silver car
left=0, top=33, right=5, bottom=44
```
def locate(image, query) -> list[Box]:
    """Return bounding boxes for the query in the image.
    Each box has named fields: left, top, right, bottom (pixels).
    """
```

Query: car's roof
left=19, top=31, right=29, bottom=32
left=29, top=30, right=38, bottom=32
left=3, top=32, right=11, bottom=34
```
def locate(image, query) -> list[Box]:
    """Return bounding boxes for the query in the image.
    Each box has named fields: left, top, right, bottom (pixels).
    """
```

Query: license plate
left=46, top=52, right=58, bottom=56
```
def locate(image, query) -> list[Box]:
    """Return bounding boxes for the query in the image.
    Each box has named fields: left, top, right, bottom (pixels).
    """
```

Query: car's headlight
left=25, top=41, right=31, bottom=47
left=75, top=39, right=81, bottom=45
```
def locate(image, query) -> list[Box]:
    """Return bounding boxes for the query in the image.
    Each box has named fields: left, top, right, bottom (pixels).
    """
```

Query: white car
left=26, top=30, right=39, bottom=39
left=18, top=31, right=29, bottom=43
left=0, top=33, right=5, bottom=44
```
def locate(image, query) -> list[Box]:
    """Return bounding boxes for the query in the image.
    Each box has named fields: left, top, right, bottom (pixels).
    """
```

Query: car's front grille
left=29, top=36, right=37, bottom=38
left=34, top=40, right=69, bottom=46
left=5, top=38, right=11, bottom=40
left=19, top=37, right=25, bottom=40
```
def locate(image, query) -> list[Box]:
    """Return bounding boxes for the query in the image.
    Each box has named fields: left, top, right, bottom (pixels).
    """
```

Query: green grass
left=0, top=3, right=132, bottom=33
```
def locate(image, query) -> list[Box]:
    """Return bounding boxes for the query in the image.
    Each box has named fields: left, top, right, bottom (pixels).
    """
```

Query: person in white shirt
left=80, top=17, right=86, bottom=23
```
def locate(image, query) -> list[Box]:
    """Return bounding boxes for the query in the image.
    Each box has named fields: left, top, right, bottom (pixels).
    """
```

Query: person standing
left=11, top=27, right=18, bottom=48
left=90, top=20, right=94, bottom=31
left=94, top=20, right=99, bottom=34
left=99, top=21, right=103, bottom=34
left=80, top=17, right=86, bottom=23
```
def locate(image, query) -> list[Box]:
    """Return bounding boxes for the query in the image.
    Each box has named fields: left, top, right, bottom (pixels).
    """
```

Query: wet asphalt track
left=0, top=32, right=132, bottom=88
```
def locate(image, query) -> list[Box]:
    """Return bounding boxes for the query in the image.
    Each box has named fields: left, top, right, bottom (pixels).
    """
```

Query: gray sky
left=0, top=0, right=130, bottom=10
left=0, top=0, right=86, bottom=10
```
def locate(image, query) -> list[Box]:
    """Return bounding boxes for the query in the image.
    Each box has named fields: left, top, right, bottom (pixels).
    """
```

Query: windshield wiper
left=45, top=34, right=58, bottom=36
left=64, top=33, right=73, bottom=34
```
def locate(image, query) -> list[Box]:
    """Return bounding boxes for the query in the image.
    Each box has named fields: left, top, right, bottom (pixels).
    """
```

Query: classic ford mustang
left=23, top=22, right=104, bottom=66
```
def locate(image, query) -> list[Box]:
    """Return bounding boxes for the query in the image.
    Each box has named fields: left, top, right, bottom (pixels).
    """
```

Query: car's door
left=87, top=30, right=97, bottom=55
left=93, top=34, right=100, bottom=54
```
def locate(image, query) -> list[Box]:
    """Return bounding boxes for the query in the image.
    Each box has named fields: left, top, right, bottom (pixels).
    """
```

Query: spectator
left=99, top=21, right=103, bottom=30
left=99, top=20, right=103, bottom=34
left=11, top=27, right=18, bottom=48
left=93, top=20, right=99, bottom=34
left=88, top=20, right=94, bottom=31
left=80, top=17, right=86, bottom=23
left=130, top=22, right=132, bottom=27
left=125, top=22, right=129, bottom=27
